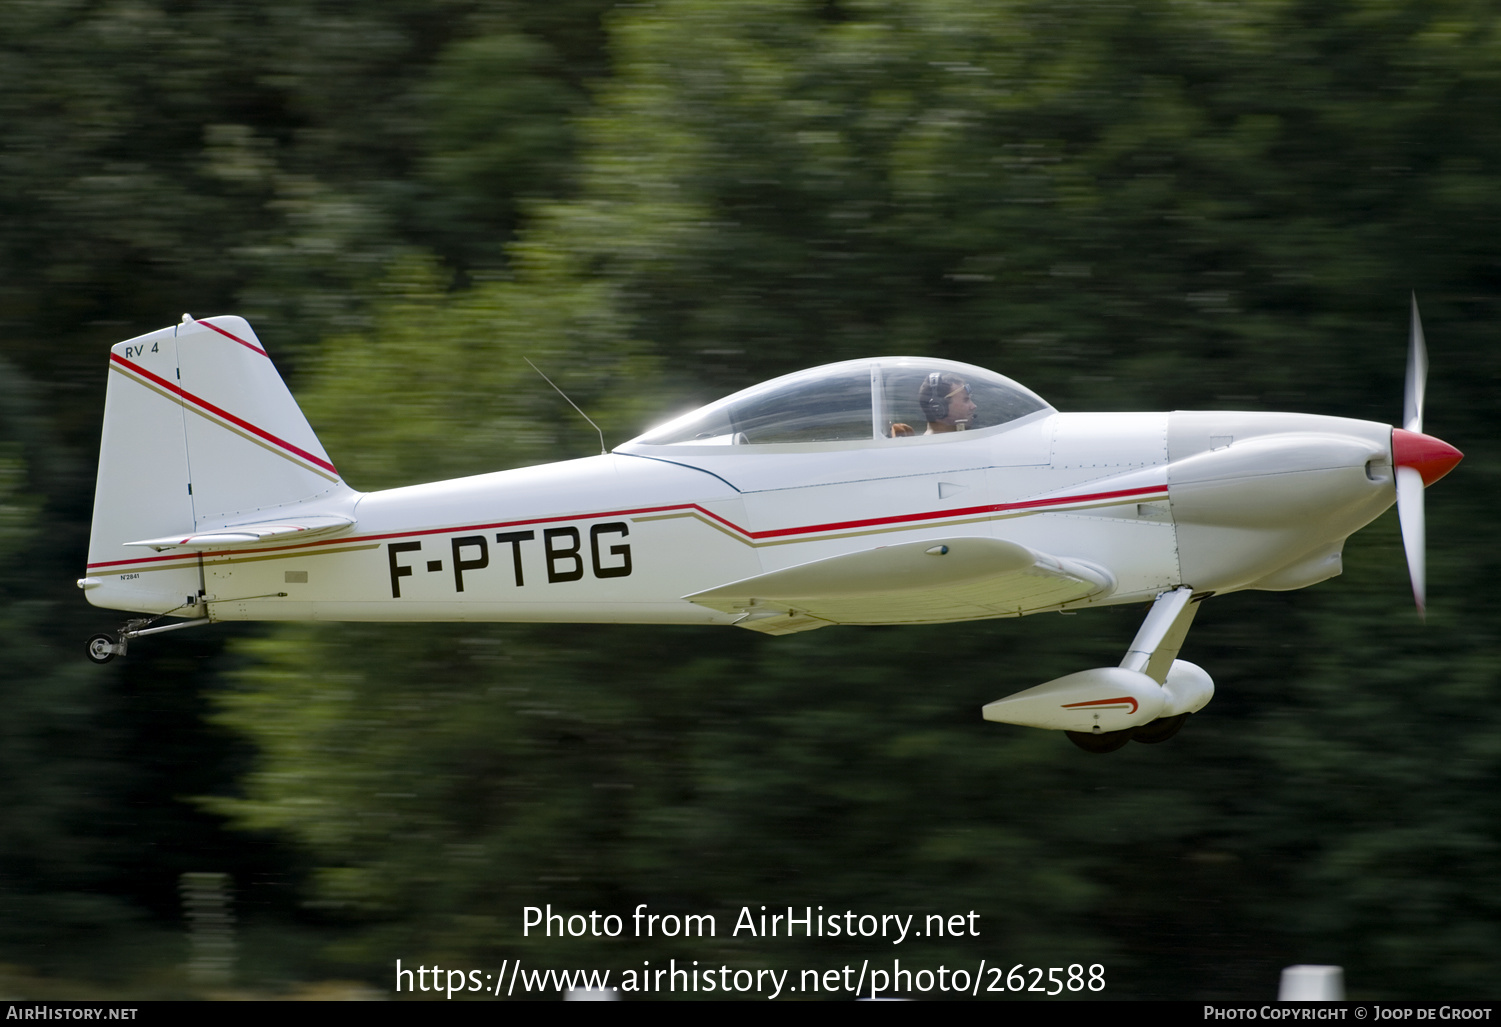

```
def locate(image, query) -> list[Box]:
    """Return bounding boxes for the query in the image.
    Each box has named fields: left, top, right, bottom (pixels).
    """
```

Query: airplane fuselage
left=86, top=408, right=1397, bottom=627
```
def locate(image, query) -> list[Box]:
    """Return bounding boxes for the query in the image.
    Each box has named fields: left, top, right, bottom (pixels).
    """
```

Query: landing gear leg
left=984, top=588, right=1215, bottom=753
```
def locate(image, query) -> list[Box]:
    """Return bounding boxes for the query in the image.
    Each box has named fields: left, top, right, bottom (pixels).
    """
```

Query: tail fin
left=82, top=315, right=353, bottom=613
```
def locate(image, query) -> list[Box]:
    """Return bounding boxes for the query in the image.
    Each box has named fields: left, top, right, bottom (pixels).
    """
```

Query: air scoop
left=1392, top=428, right=1462, bottom=487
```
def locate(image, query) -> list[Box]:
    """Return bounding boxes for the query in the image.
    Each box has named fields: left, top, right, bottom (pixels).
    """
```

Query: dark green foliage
left=0, top=0, right=613, bottom=444
left=4, top=0, right=1500, bottom=999
left=0, top=362, right=136, bottom=957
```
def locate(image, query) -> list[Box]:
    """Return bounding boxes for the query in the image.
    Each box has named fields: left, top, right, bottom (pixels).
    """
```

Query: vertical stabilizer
left=174, top=316, right=344, bottom=521
left=83, top=316, right=352, bottom=614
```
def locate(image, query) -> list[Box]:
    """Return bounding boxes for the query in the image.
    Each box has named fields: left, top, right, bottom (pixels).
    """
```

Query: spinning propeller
left=1391, top=295, right=1463, bottom=618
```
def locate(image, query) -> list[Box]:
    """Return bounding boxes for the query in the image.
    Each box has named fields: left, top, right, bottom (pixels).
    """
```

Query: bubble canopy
left=624, top=357, right=1053, bottom=449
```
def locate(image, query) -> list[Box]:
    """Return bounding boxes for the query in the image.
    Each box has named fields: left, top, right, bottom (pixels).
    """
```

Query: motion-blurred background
left=1, top=0, right=1496, bottom=1000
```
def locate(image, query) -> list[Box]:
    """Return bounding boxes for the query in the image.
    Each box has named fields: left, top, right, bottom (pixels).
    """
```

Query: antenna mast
left=524, top=358, right=607, bottom=455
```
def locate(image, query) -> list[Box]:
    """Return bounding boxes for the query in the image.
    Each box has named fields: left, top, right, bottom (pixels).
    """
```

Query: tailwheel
left=1132, top=713, right=1188, bottom=744
left=1065, top=728, right=1135, bottom=754
left=82, top=614, right=210, bottom=664
left=86, top=633, right=122, bottom=664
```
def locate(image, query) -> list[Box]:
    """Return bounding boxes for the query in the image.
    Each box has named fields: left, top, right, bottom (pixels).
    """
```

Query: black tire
left=1133, top=713, right=1188, bottom=744
left=1065, top=728, right=1134, bottom=754
left=86, top=634, right=117, bottom=664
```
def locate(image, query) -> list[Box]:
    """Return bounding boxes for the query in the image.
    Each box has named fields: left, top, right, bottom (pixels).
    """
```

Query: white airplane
left=78, top=305, right=1461, bottom=752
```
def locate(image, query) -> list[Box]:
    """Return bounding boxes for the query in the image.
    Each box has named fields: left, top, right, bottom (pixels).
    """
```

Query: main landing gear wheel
left=86, top=633, right=119, bottom=664
left=1066, top=714, right=1190, bottom=753
left=1132, top=713, right=1188, bottom=744
left=1065, top=728, right=1135, bottom=754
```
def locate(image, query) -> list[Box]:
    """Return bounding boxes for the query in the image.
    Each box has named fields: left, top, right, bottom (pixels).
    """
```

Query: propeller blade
left=1404, top=293, right=1427, bottom=434
left=1395, top=465, right=1426, bottom=619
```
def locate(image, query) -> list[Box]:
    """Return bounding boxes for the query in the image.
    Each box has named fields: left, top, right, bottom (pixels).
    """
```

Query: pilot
left=918, top=371, right=976, bottom=434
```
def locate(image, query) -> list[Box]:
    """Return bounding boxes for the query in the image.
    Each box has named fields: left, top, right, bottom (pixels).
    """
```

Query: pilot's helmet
left=919, top=371, right=970, bottom=421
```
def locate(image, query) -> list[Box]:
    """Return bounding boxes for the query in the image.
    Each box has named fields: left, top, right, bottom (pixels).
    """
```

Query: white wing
left=685, top=536, right=1114, bottom=635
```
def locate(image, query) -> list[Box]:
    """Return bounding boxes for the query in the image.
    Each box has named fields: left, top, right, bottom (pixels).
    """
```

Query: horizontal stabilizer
left=125, top=514, right=355, bottom=551
left=686, top=536, right=1113, bottom=631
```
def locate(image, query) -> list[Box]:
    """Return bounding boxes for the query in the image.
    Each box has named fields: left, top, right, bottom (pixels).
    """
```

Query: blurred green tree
left=6, top=0, right=1499, bottom=999
left=213, top=0, right=1501, bottom=998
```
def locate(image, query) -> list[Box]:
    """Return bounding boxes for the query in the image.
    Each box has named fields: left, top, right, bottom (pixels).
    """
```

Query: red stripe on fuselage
left=86, top=484, right=1167, bottom=571
left=754, top=484, right=1168, bottom=539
